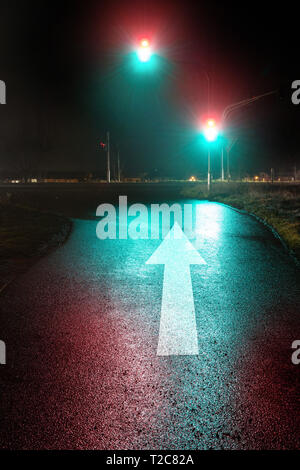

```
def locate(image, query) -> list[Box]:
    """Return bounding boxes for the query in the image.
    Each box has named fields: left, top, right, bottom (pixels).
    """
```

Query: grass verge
left=0, top=202, right=72, bottom=292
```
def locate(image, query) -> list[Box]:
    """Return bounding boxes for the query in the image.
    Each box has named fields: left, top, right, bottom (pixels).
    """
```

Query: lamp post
left=221, top=90, right=277, bottom=181
left=221, top=147, right=224, bottom=181
left=207, top=149, right=211, bottom=191
left=106, top=131, right=110, bottom=183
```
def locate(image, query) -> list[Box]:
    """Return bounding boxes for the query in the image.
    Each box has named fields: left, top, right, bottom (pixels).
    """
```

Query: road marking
left=146, top=222, right=206, bottom=356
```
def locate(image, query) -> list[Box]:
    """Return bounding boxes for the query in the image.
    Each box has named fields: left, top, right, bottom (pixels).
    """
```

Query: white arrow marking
left=146, top=222, right=206, bottom=356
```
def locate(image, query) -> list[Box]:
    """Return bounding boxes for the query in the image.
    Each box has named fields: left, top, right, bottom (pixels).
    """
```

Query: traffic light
left=136, top=38, right=152, bottom=63
left=203, top=118, right=218, bottom=142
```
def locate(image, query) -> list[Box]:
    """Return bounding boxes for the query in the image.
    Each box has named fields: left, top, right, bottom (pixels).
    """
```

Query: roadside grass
left=0, top=202, right=71, bottom=290
left=181, top=185, right=300, bottom=261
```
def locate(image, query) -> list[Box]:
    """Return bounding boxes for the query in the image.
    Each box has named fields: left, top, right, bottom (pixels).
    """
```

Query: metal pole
left=106, top=131, right=110, bottom=183
left=221, top=147, right=224, bottom=181
left=221, top=92, right=277, bottom=181
left=117, top=151, right=121, bottom=182
left=222, top=90, right=277, bottom=125
left=208, top=149, right=211, bottom=191
left=227, top=148, right=230, bottom=181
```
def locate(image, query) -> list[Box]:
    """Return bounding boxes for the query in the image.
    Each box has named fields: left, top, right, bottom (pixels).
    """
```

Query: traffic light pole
left=106, top=131, right=111, bottom=183
left=117, top=150, right=121, bottom=182
left=227, top=147, right=230, bottom=181
left=207, top=150, right=211, bottom=192
left=221, top=147, right=224, bottom=181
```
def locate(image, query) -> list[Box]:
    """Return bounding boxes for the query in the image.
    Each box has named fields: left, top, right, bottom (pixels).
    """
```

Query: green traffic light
left=203, top=119, right=218, bottom=142
left=137, top=39, right=152, bottom=63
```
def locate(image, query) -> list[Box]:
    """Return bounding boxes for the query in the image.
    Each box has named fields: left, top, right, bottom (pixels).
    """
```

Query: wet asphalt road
left=0, top=199, right=299, bottom=449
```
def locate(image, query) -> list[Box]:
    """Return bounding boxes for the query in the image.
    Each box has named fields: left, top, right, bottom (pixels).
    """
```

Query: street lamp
left=99, top=133, right=110, bottom=183
left=220, top=90, right=277, bottom=181
left=203, top=118, right=219, bottom=191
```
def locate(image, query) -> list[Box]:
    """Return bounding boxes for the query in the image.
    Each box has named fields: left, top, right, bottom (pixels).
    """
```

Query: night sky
left=0, top=0, right=299, bottom=178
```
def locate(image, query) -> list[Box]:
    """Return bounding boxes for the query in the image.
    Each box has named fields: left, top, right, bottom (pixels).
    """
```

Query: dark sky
left=0, top=0, right=300, bottom=177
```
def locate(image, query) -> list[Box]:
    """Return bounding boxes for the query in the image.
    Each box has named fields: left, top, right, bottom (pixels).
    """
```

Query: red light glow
left=140, top=38, right=150, bottom=48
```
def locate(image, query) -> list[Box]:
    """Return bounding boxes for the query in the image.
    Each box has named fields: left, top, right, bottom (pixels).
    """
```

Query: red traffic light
left=100, top=142, right=106, bottom=149
left=140, top=38, right=149, bottom=48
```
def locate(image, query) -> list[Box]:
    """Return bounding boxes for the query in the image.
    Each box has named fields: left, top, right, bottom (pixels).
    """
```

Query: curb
left=217, top=201, right=300, bottom=268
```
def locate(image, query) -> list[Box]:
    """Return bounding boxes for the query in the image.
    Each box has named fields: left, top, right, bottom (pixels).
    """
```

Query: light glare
left=136, top=38, right=152, bottom=62
left=203, top=118, right=218, bottom=141
left=204, top=127, right=218, bottom=141
left=141, top=39, right=149, bottom=48
left=137, top=47, right=152, bottom=62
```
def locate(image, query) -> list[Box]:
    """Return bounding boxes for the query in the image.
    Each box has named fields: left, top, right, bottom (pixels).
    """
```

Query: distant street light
left=106, top=131, right=111, bottom=183
left=99, top=133, right=110, bottom=183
